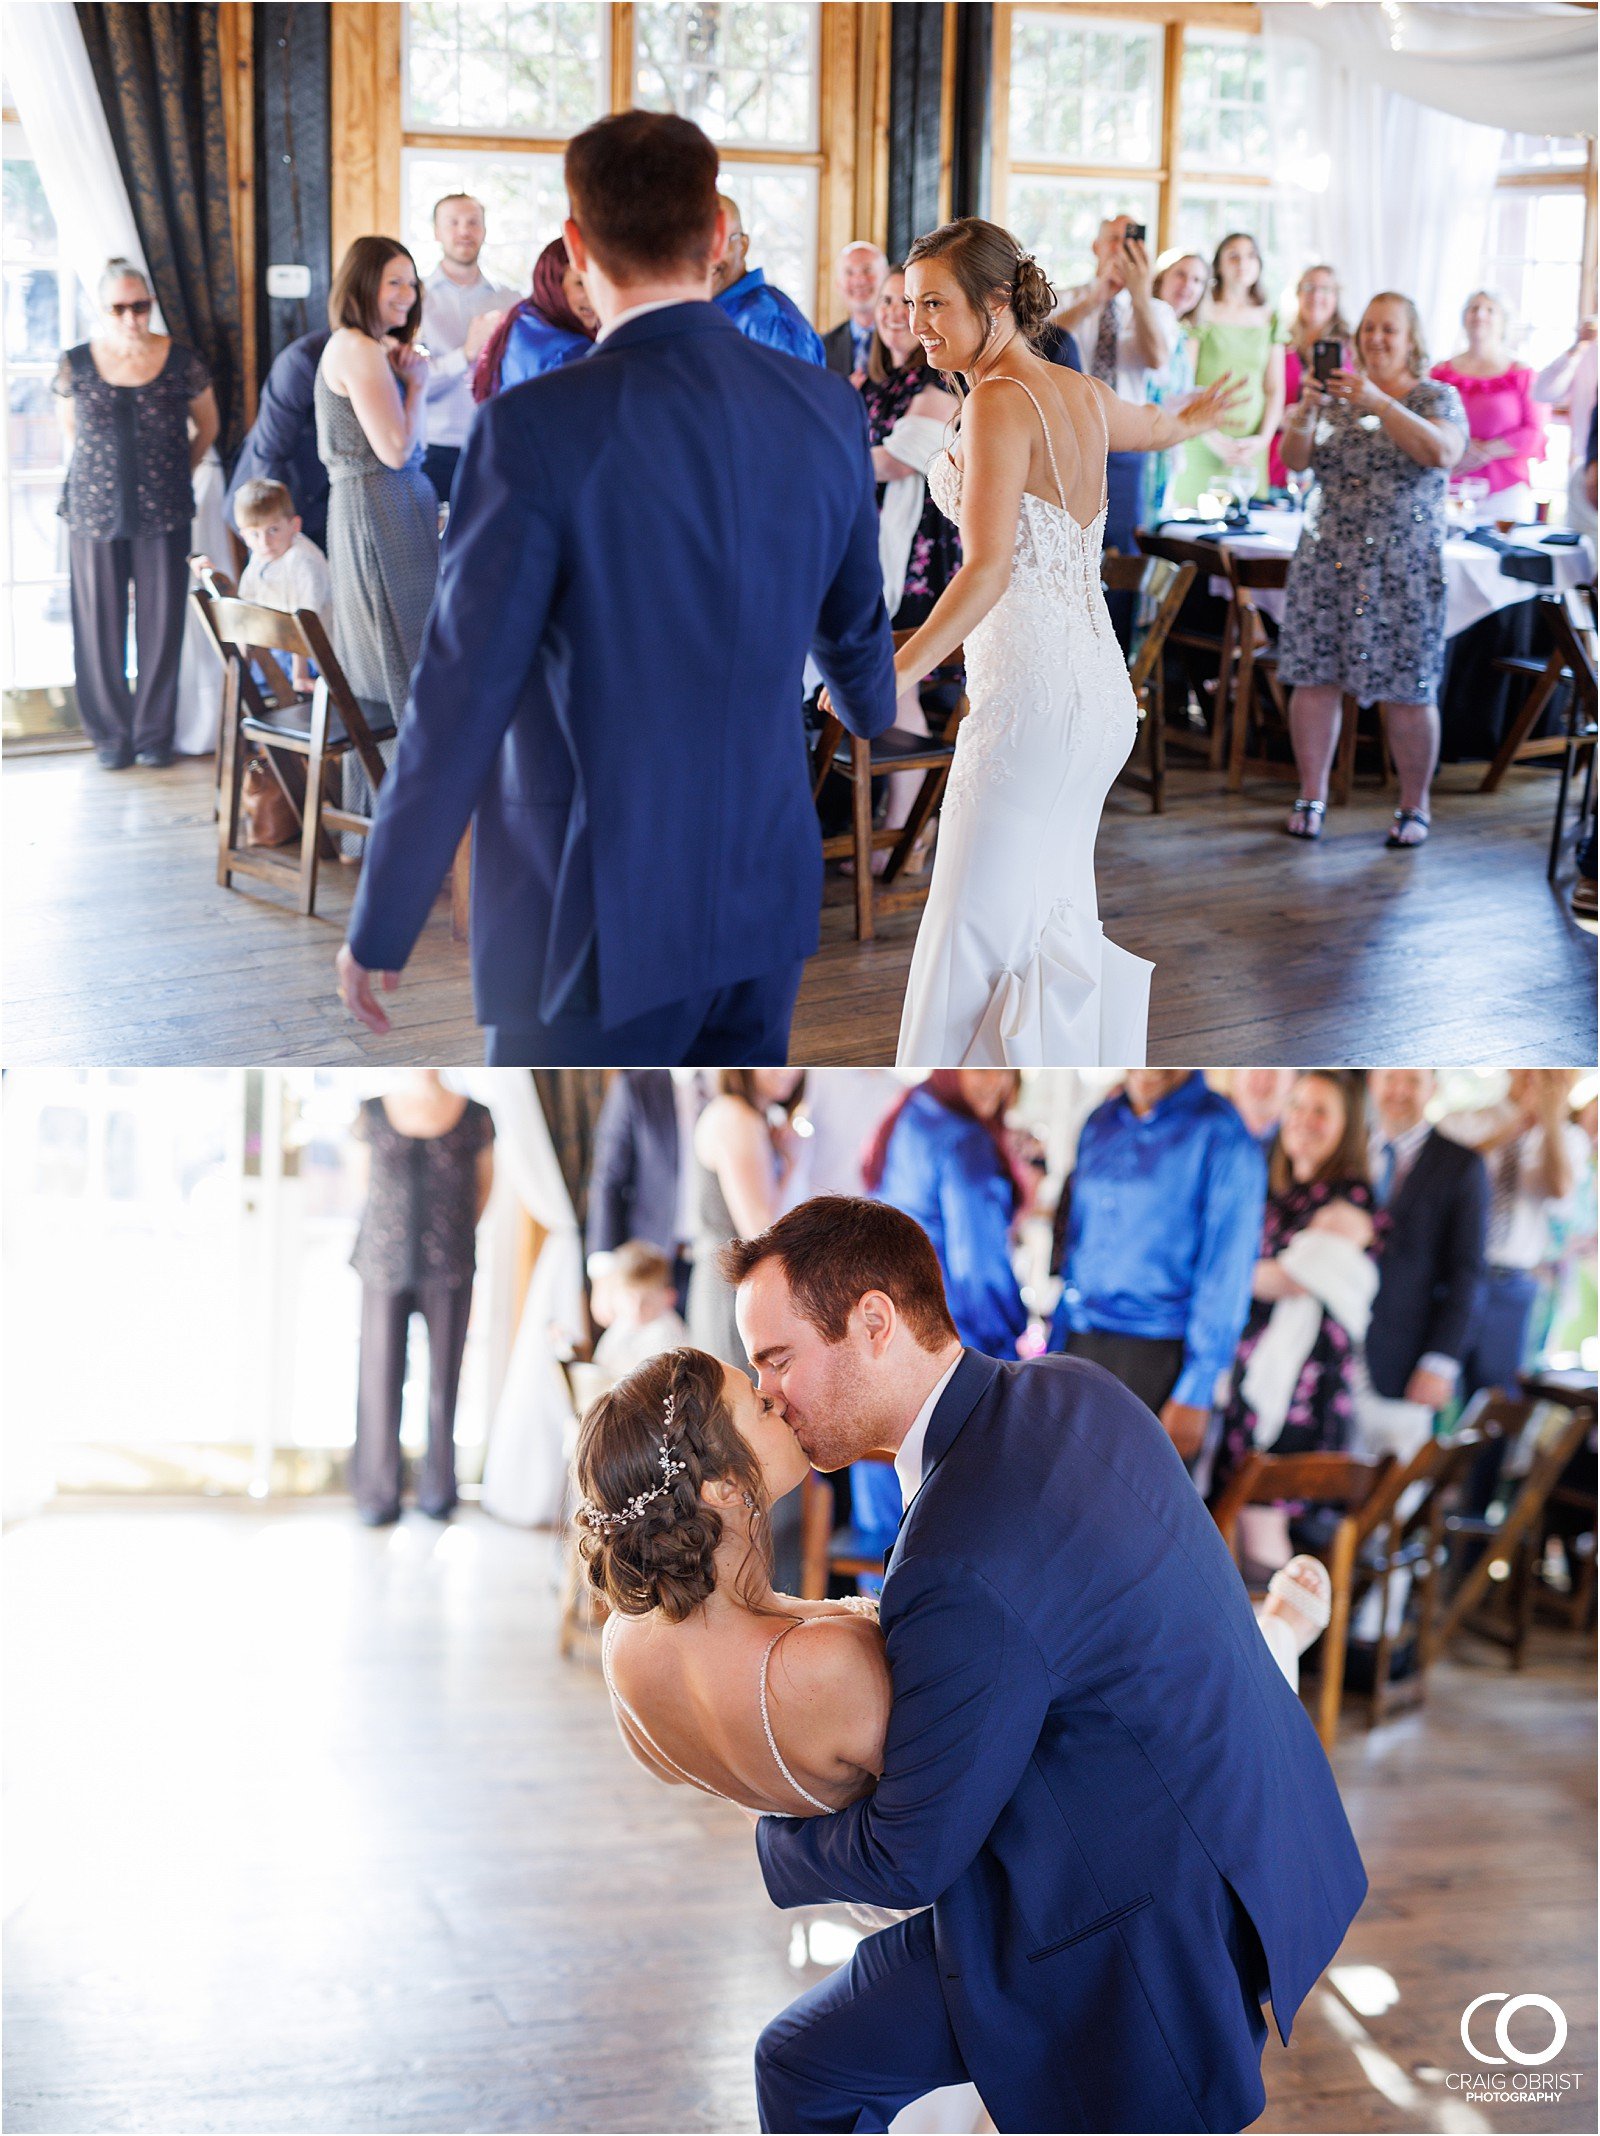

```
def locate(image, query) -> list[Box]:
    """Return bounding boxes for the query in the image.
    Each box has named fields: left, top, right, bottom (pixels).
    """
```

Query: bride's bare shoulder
left=765, top=1611, right=892, bottom=1777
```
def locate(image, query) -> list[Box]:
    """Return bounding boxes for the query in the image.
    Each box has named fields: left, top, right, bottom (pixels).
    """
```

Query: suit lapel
left=883, top=1350, right=999, bottom=1584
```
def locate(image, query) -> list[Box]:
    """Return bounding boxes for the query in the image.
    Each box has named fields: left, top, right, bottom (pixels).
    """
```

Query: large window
left=1, top=100, right=91, bottom=719
left=996, top=9, right=1312, bottom=302
left=1486, top=134, right=1596, bottom=507
left=392, top=0, right=830, bottom=321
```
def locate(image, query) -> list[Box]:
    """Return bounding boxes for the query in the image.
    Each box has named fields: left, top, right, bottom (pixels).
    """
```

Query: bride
left=865, top=220, right=1244, bottom=1068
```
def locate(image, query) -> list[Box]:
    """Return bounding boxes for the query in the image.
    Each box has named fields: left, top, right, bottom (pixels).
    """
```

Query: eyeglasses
left=109, top=300, right=153, bottom=318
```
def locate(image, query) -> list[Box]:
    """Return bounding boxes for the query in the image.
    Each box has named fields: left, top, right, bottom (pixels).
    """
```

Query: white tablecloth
left=1192, top=509, right=1595, bottom=640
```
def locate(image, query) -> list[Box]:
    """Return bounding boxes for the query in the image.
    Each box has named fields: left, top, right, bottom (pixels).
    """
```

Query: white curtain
left=1265, top=23, right=1505, bottom=360
left=463, top=1073, right=588, bottom=1529
left=1264, top=2, right=1598, bottom=139
left=5, top=3, right=166, bottom=332
left=172, top=452, right=232, bottom=754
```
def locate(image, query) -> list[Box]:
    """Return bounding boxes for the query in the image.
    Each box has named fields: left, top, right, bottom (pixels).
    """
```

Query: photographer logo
left=1448, top=1994, right=1580, bottom=2105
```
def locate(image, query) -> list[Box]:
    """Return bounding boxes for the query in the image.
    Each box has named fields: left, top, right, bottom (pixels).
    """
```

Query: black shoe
left=358, top=1505, right=401, bottom=1527
left=417, top=1501, right=456, bottom=1522
left=96, top=745, right=134, bottom=770
left=134, top=746, right=174, bottom=768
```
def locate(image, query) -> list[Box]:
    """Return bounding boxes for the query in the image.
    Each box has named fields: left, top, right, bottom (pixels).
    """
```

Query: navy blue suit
left=756, top=1351, right=1366, bottom=2134
left=226, top=330, right=330, bottom=550
left=345, top=302, right=896, bottom=1063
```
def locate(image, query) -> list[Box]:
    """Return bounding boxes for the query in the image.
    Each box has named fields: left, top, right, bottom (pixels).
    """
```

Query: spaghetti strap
left=759, top=1621, right=841, bottom=1814
left=982, top=374, right=1068, bottom=513
left=601, top=1614, right=768, bottom=1814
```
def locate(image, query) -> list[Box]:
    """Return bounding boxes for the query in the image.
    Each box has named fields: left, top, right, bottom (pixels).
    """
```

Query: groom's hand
left=1160, top=1399, right=1209, bottom=1461
left=337, top=943, right=400, bottom=1035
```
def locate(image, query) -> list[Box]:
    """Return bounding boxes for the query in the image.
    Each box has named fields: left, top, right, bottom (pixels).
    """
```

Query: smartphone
left=1123, top=222, right=1147, bottom=248
left=1312, top=338, right=1342, bottom=383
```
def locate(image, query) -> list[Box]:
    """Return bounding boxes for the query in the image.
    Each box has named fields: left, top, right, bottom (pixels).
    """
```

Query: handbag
left=241, top=752, right=300, bottom=848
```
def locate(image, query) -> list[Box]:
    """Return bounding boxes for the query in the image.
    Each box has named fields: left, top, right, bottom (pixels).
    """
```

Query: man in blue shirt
left=712, top=192, right=825, bottom=364
left=1050, top=1072, right=1267, bottom=1463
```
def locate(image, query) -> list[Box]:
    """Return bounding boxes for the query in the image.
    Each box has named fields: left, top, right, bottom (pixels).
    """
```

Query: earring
left=741, top=1490, right=756, bottom=1511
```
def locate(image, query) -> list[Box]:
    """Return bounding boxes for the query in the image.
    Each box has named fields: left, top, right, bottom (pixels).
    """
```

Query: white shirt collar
left=595, top=296, right=705, bottom=345
left=893, top=1353, right=963, bottom=1513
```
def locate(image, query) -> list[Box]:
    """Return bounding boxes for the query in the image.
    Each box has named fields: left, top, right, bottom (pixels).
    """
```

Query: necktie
left=1092, top=299, right=1120, bottom=385
left=1374, top=1140, right=1397, bottom=1209
left=1487, top=1138, right=1521, bottom=1260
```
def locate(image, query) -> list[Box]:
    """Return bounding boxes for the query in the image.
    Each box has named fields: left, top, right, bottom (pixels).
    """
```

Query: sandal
left=1386, top=808, right=1431, bottom=849
left=1265, top=1555, right=1333, bottom=1655
left=1284, top=798, right=1326, bottom=841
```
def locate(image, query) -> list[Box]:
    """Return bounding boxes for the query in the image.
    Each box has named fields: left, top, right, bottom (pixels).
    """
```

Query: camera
left=1123, top=222, right=1147, bottom=247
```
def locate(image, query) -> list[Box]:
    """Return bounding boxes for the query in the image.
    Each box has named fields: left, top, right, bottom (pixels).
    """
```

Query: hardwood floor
left=4, top=1500, right=1594, bottom=2135
left=3, top=750, right=1593, bottom=1066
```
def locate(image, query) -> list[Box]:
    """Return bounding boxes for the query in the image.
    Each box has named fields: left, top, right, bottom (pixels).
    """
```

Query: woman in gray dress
left=1278, top=291, right=1467, bottom=848
left=315, top=237, right=440, bottom=825
left=687, top=1069, right=806, bottom=1589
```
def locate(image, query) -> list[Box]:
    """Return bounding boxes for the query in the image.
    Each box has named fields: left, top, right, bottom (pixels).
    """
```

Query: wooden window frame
left=330, top=1, right=870, bottom=325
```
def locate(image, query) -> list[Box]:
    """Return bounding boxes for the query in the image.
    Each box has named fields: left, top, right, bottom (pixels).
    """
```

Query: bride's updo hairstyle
left=904, top=218, right=1057, bottom=381
left=574, top=1348, right=774, bottom=1622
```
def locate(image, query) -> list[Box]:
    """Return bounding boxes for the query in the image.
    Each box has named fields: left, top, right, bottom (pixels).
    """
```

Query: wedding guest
left=1268, top=265, right=1352, bottom=492
left=1211, top=1072, right=1376, bottom=1505
left=1357, top=1068, right=1486, bottom=1462
left=591, top=1239, right=690, bottom=1383
left=1172, top=232, right=1285, bottom=510
left=1439, top=1070, right=1579, bottom=1403
left=54, top=259, right=219, bottom=769
left=1225, top=1068, right=1297, bottom=1154
left=686, top=1069, right=806, bottom=1590
left=712, top=194, right=825, bottom=364
left=418, top=193, right=513, bottom=501
left=1049, top=1071, right=1267, bottom=1462
left=315, top=236, right=439, bottom=826
left=233, top=477, right=333, bottom=691
left=864, top=1071, right=1028, bottom=1360
left=585, top=1070, right=686, bottom=1285
left=472, top=235, right=597, bottom=401
left=1431, top=291, right=1546, bottom=524
left=226, top=327, right=331, bottom=550
left=1534, top=318, right=1597, bottom=533
left=865, top=265, right=962, bottom=628
left=1051, top=214, right=1179, bottom=563
left=822, top=239, right=888, bottom=379
left=1141, top=251, right=1208, bottom=525
left=348, top=1073, right=495, bottom=1525
left=783, top=1068, right=901, bottom=1205
left=1277, top=293, right=1467, bottom=847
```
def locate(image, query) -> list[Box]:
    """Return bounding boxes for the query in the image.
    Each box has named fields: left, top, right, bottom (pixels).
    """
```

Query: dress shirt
left=238, top=532, right=333, bottom=634
left=874, top=1087, right=1028, bottom=1360
left=714, top=268, right=827, bottom=365
left=422, top=265, right=514, bottom=449
left=1436, top=1105, right=1586, bottom=1271
left=1053, top=1077, right=1267, bottom=1411
left=893, top=1353, right=962, bottom=1510
left=1061, top=285, right=1177, bottom=402
left=595, top=296, right=698, bottom=345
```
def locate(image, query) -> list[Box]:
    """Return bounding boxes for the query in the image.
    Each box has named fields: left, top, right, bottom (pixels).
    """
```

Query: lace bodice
left=600, top=1601, right=879, bottom=1817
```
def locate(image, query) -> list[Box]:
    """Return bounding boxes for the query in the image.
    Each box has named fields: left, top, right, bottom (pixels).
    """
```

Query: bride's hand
left=1175, top=373, right=1249, bottom=437
left=817, top=685, right=835, bottom=719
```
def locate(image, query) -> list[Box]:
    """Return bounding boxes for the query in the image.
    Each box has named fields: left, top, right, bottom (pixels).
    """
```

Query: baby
left=591, top=1240, right=689, bottom=1384
left=233, top=477, right=333, bottom=692
left=1304, top=1197, right=1376, bottom=1252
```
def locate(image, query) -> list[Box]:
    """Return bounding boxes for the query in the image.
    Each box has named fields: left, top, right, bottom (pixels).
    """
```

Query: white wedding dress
left=897, top=377, right=1153, bottom=1068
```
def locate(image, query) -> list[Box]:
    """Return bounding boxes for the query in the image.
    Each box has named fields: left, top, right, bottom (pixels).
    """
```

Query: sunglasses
left=109, top=299, right=153, bottom=319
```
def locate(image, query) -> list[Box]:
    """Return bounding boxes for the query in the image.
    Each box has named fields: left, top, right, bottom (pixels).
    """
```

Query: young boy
left=591, top=1240, right=689, bottom=1383
left=233, top=477, right=333, bottom=691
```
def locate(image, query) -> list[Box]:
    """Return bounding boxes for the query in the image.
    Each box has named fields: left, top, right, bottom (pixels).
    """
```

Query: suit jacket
left=345, top=304, right=896, bottom=1030
left=758, top=1352, right=1367, bottom=2135
left=1366, top=1130, right=1488, bottom=1398
left=585, top=1071, right=681, bottom=1261
left=822, top=318, right=858, bottom=377
left=226, top=329, right=330, bottom=549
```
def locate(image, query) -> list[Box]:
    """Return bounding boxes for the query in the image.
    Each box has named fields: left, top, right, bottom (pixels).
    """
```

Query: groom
left=335, top=111, right=895, bottom=1064
left=726, top=1197, right=1367, bottom=2135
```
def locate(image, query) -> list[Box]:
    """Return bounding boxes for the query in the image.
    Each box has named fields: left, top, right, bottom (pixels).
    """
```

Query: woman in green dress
left=1172, top=232, right=1285, bottom=509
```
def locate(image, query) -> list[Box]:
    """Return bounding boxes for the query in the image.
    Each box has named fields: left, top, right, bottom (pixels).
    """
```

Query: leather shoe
left=96, top=745, right=133, bottom=770
left=134, top=747, right=174, bottom=768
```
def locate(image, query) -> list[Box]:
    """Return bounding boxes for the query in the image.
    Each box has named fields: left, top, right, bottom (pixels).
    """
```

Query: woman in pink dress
left=1268, top=264, right=1351, bottom=492
left=1431, top=290, right=1547, bottom=521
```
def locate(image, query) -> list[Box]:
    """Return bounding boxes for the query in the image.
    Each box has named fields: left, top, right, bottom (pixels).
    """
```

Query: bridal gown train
left=897, top=378, right=1153, bottom=1068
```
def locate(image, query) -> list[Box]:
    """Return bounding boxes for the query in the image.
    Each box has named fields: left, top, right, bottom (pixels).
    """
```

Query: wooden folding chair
left=799, top=1459, right=897, bottom=1598
left=1479, top=589, right=1596, bottom=811
left=1536, top=589, right=1598, bottom=882
left=1136, top=531, right=1238, bottom=770
left=1211, top=1449, right=1396, bottom=1749
left=811, top=634, right=968, bottom=943
left=1428, top=1392, right=1597, bottom=1668
left=1219, top=549, right=1364, bottom=804
left=202, top=594, right=397, bottom=918
left=1102, top=553, right=1195, bottom=814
